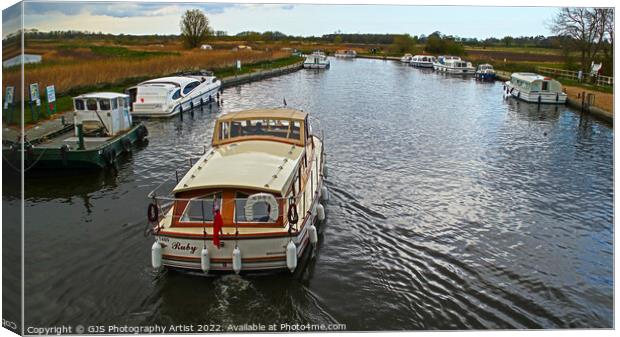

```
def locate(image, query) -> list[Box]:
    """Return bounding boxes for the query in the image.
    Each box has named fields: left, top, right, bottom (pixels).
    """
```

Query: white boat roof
left=74, top=92, right=128, bottom=99
left=511, top=72, right=556, bottom=82
left=173, top=140, right=304, bottom=195
left=139, top=76, right=200, bottom=87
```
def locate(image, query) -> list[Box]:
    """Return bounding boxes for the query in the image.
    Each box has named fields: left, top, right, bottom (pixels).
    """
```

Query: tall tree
left=551, top=8, right=610, bottom=72
left=180, top=9, right=212, bottom=49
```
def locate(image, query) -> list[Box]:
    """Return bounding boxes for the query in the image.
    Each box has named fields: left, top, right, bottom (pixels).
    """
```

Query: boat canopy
left=173, top=140, right=304, bottom=195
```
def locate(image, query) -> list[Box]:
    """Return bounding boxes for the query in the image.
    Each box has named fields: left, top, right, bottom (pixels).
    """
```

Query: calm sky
left=3, top=1, right=564, bottom=39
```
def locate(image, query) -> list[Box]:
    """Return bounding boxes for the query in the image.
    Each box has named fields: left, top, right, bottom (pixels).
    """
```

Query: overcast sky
left=3, top=1, right=567, bottom=39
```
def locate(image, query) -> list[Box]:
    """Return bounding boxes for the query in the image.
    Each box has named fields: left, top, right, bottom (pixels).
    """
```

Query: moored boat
left=2, top=92, right=148, bottom=169
left=148, top=108, right=327, bottom=274
left=433, top=56, right=475, bottom=74
left=474, top=63, right=496, bottom=81
left=504, top=73, right=567, bottom=104
left=400, top=53, right=413, bottom=63
left=303, top=51, right=330, bottom=69
left=334, top=49, right=357, bottom=58
left=127, top=72, right=221, bottom=118
left=410, top=55, right=436, bottom=68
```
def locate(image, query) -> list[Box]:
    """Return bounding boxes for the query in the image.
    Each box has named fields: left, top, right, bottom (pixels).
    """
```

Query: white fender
left=151, top=241, right=162, bottom=269
left=321, top=186, right=329, bottom=201
left=244, top=193, right=279, bottom=222
left=200, top=247, right=210, bottom=273
left=317, top=204, right=325, bottom=221
left=309, top=224, right=318, bottom=246
left=286, top=241, right=297, bottom=272
left=232, top=246, right=242, bottom=274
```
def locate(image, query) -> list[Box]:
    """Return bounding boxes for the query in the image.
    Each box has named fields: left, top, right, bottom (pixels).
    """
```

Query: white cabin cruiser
left=303, top=51, right=330, bottom=69
left=474, top=64, right=496, bottom=81
left=400, top=53, right=413, bottom=63
left=148, top=108, right=327, bottom=274
left=410, top=55, right=436, bottom=68
left=504, top=73, right=567, bottom=104
left=127, top=73, right=221, bottom=118
left=433, top=56, right=475, bottom=74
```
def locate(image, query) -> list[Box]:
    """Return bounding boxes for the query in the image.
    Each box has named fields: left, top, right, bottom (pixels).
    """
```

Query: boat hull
left=154, top=179, right=325, bottom=273
left=131, top=85, right=220, bottom=118
left=505, top=82, right=567, bottom=104
left=2, top=123, right=148, bottom=169
left=433, top=64, right=475, bottom=74
left=303, top=63, right=330, bottom=69
left=411, top=62, right=434, bottom=68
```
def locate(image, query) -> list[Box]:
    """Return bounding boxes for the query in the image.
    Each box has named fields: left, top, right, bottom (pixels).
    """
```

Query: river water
left=5, top=57, right=613, bottom=330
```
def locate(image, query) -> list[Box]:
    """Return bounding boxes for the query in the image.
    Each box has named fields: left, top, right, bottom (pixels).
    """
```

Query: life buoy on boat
left=151, top=241, right=162, bottom=269
left=200, top=248, right=210, bottom=273
left=244, top=193, right=279, bottom=222
left=286, top=241, right=297, bottom=272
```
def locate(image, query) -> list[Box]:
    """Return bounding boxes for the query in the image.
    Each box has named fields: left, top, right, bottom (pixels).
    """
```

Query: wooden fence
left=537, top=67, right=613, bottom=87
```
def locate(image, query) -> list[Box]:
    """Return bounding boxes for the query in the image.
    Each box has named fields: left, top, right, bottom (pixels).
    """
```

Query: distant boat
left=474, top=64, right=496, bottom=81
left=400, top=53, right=413, bottom=63
left=504, top=73, right=567, bottom=104
left=303, top=51, right=330, bottom=69
left=410, top=55, right=436, bottom=68
left=334, top=49, right=357, bottom=58
left=127, top=73, right=221, bottom=118
left=433, top=56, right=475, bottom=74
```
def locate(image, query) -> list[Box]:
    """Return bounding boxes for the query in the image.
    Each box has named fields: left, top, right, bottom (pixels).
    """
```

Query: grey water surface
left=6, top=57, right=613, bottom=330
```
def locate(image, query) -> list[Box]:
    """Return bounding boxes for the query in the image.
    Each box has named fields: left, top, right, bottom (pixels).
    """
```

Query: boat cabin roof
left=138, top=76, right=200, bottom=87
left=173, top=140, right=304, bottom=195
left=511, top=72, right=557, bottom=83
left=218, top=108, right=307, bottom=122
left=74, top=92, right=129, bottom=100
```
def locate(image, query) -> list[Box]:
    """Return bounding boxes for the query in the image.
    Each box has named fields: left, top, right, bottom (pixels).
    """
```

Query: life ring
left=244, top=193, right=279, bottom=222
left=147, top=203, right=159, bottom=223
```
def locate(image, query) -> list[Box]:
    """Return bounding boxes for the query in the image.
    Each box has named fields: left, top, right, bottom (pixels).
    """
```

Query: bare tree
left=180, top=9, right=212, bottom=49
left=551, top=8, right=611, bottom=73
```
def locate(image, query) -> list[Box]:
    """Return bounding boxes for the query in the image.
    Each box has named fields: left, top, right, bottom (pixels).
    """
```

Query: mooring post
left=77, top=123, right=85, bottom=150
left=180, top=106, right=184, bottom=121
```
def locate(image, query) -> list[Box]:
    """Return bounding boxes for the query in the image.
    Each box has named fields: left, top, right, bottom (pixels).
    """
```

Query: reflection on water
left=15, top=58, right=613, bottom=330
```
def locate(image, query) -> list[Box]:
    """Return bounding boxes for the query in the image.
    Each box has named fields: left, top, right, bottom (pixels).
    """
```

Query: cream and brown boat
left=148, top=108, right=327, bottom=274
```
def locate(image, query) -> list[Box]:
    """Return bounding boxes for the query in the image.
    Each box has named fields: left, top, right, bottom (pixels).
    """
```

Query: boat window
left=234, top=192, right=273, bottom=223
left=180, top=192, right=222, bottom=222
left=75, top=99, right=85, bottom=110
left=219, top=122, right=230, bottom=139
left=182, top=81, right=200, bottom=95
left=86, top=98, right=98, bottom=111
left=542, top=81, right=549, bottom=91
left=99, top=99, right=111, bottom=110
left=171, top=89, right=181, bottom=100
left=212, top=78, right=218, bottom=83
left=110, top=98, right=118, bottom=110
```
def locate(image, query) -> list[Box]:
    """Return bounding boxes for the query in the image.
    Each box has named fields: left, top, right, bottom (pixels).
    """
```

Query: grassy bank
left=3, top=55, right=303, bottom=125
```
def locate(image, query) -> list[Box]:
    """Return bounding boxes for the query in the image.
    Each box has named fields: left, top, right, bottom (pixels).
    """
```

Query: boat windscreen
left=219, top=119, right=302, bottom=141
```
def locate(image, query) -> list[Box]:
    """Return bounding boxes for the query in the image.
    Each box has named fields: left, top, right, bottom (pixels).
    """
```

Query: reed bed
left=4, top=50, right=288, bottom=100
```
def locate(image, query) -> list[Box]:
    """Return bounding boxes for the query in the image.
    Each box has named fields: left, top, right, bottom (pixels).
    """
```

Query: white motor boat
left=400, top=53, right=413, bottom=63
left=504, top=73, right=567, bottom=104
left=148, top=108, right=327, bottom=274
left=127, top=73, right=221, bottom=118
left=410, top=55, right=436, bottom=68
left=474, top=64, right=497, bottom=81
left=303, top=51, right=330, bottom=69
left=433, top=56, right=475, bottom=74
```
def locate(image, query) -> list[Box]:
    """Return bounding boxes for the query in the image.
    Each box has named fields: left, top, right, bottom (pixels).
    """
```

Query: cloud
left=23, top=2, right=236, bottom=18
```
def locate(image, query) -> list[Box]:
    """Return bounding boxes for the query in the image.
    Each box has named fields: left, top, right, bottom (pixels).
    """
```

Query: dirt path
left=563, top=86, right=613, bottom=114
